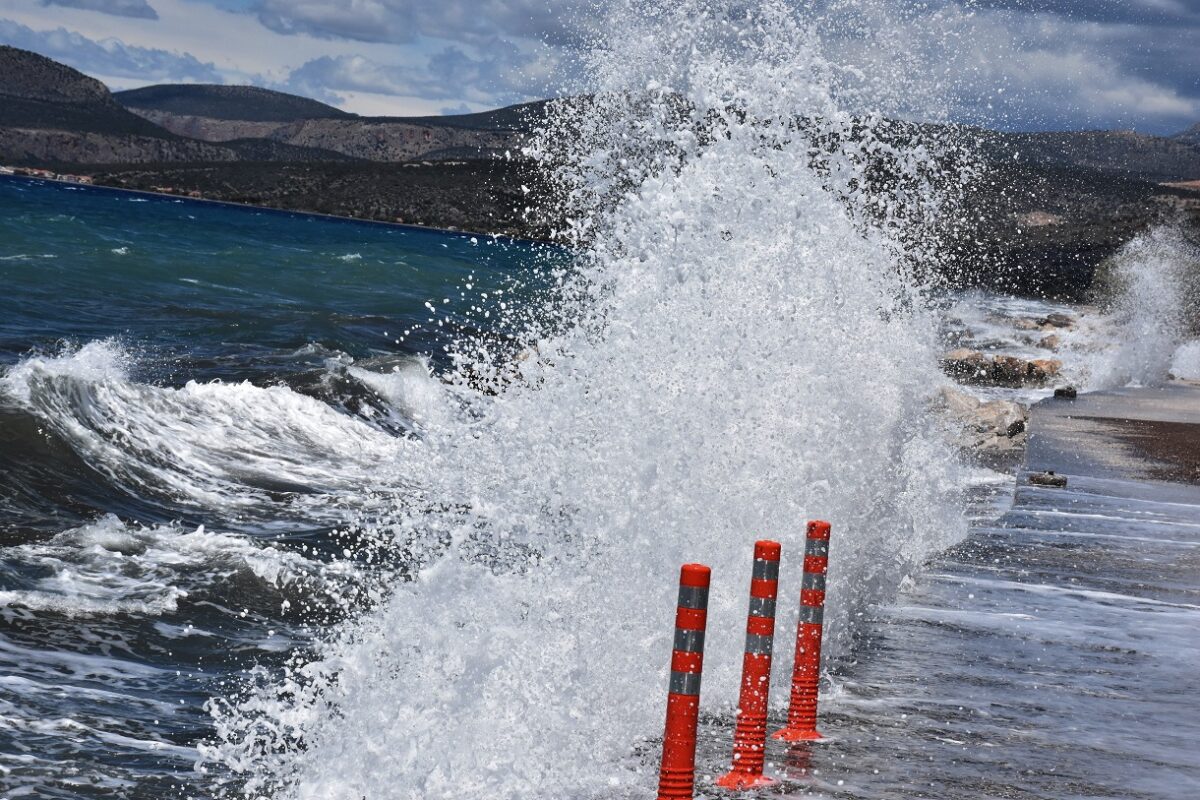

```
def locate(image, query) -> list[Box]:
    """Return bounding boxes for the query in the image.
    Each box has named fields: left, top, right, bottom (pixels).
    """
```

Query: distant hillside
left=394, top=101, right=549, bottom=131
left=0, top=45, right=167, bottom=137
left=116, top=82, right=531, bottom=161
left=1175, top=124, right=1200, bottom=147
left=0, top=44, right=110, bottom=105
left=980, top=128, right=1200, bottom=183
left=90, top=159, right=554, bottom=239
left=115, top=84, right=351, bottom=122
left=0, top=47, right=353, bottom=165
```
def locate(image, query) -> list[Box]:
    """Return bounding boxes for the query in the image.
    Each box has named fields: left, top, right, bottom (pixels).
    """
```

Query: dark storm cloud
left=799, top=0, right=1199, bottom=133
left=40, top=0, right=159, bottom=20
left=958, top=2, right=1200, bottom=131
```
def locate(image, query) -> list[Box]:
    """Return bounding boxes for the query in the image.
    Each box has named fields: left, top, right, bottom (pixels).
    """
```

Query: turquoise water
left=0, top=175, right=550, bottom=796
left=0, top=176, right=540, bottom=374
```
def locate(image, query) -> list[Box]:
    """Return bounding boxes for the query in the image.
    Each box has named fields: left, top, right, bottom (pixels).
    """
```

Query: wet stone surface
left=680, top=386, right=1200, bottom=800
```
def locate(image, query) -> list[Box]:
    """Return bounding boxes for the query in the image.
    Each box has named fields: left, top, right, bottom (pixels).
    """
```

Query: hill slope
left=115, top=84, right=351, bottom=122
left=0, top=44, right=110, bottom=105
left=0, top=45, right=169, bottom=137
left=116, top=82, right=532, bottom=161
left=1174, top=124, right=1200, bottom=147
left=0, top=47, right=354, bottom=164
left=981, top=128, right=1200, bottom=183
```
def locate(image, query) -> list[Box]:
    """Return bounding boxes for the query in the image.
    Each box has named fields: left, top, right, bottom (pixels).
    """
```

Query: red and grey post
left=715, top=540, right=782, bottom=790
left=773, top=520, right=832, bottom=742
left=657, top=563, right=711, bottom=800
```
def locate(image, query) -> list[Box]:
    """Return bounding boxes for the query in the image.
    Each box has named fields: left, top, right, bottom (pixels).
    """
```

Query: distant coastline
left=0, top=170, right=555, bottom=247
left=3, top=44, right=1200, bottom=297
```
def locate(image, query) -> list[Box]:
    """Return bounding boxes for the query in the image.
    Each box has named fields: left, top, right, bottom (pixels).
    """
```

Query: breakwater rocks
left=941, top=349, right=1063, bottom=387
left=935, top=387, right=1030, bottom=459
left=933, top=308, right=1086, bottom=464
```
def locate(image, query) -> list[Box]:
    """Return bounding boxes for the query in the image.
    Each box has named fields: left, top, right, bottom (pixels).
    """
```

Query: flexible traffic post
left=772, top=520, right=831, bottom=742
left=657, top=563, right=711, bottom=800
left=716, top=540, right=782, bottom=790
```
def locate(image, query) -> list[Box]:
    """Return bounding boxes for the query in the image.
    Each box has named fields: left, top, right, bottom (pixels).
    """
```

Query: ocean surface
left=0, top=175, right=554, bottom=797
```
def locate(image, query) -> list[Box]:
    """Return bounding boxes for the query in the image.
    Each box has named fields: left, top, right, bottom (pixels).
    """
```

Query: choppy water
left=0, top=174, right=554, bottom=796
left=3, top=1, right=1200, bottom=797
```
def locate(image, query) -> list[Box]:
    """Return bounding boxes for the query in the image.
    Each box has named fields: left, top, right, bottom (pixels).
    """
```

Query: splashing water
left=205, top=2, right=971, bottom=797
left=0, top=339, right=418, bottom=525
left=1087, top=227, right=1200, bottom=389
left=1172, top=340, right=1200, bottom=380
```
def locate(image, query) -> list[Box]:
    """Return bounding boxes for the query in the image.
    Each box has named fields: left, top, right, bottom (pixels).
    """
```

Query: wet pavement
left=692, top=382, right=1200, bottom=799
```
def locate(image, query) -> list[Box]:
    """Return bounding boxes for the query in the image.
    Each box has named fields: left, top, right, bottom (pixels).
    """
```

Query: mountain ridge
left=10, top=46, right=1194, bottom=181
left=115, top=84, right=352, bottom=122
left=0, top=46, right=357, bottom=164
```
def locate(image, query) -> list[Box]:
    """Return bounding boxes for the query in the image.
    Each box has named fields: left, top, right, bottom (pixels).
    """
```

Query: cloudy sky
left=0, top=0, right=1197, bottom=133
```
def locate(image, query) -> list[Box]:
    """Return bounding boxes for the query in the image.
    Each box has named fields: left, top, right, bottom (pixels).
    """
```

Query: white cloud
left=0, top=17, right=221, bottom=81
left=809, top=1, right=1200, bottom=133
left=254, top=0, right=593, bottom=47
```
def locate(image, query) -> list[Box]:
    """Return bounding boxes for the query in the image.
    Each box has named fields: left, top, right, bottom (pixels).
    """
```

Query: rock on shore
left=935, top=387, right=1030, bottom=459
left=941, top=349, right=1063, bottom=387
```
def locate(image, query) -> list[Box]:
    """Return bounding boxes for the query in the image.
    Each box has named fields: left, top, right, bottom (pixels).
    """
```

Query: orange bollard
left=772, top=520, right=831, bottom=742
left=657, top=563, right=711, bottom=800
left=716, top=540, right=782, bottom=790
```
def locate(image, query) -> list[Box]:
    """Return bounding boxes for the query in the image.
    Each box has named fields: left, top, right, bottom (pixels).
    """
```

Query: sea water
left=2, top=1, right=1199, bottom=798
left=0, top=175, right=553, bottom=797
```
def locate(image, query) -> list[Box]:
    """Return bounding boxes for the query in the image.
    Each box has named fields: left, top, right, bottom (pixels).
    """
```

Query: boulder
left=1054, top=386, right=1078, bottom=399
left=935, top=387, right=1030, bottom=459
left=1013, top=318, right=1042, bottom=331
left=941, top=349, right=990, bottom=382
left=942, top=350, right=1064, bottom=388
left=936, top=385, right=982, bottom=417
left=974, top=397, right=1029, bottom=436
left=1029, top=471, right=1068, bottom=488
left=1037, top=334, right=1061, bottom=350
left=1037, top=312, right=1075, bottom=329
left=991, top=355, right=1029, bottom=385
left=1030, top=358, right=1062, bottom=382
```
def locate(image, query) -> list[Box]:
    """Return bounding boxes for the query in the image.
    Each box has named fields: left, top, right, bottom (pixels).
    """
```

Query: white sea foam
left=347, top=360, right=451, bottom=433
left=0, top=340, right=417, bottom=520
left=0, top=515, right=354, bottom=618
left=206, top=2, right=971, bottom=797
left=1171, top=340, right=1200, bottom=380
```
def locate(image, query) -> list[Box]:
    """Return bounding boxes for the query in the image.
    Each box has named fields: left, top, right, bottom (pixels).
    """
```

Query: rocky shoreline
left=934, top=308, right=1083, bottom=467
